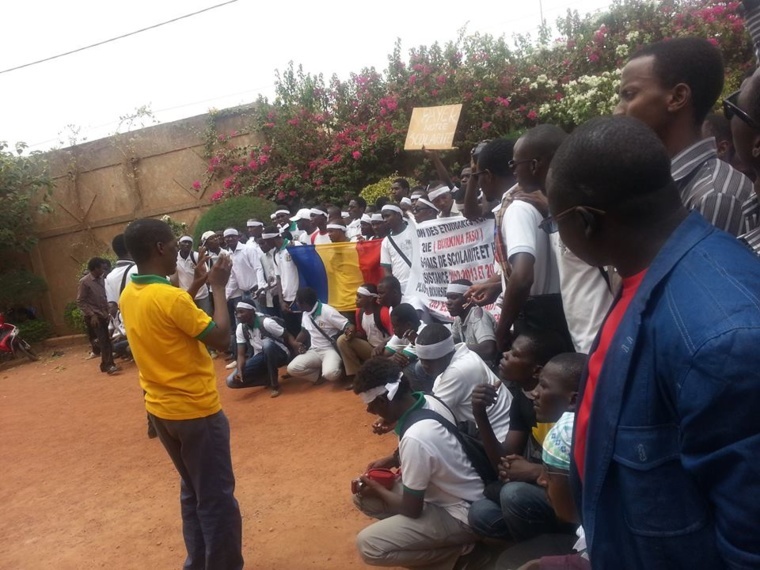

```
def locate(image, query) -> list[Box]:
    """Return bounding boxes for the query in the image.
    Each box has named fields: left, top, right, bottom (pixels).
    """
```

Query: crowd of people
left=73, top=8, right=760, bottom=569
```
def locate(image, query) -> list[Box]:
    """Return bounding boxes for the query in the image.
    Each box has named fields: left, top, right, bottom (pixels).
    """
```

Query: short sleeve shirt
left=301, top=302, right=348, bottom=351
left=399, top=394, right=485, bottom=524
left=235, top=317, right=286, bottom=354
left=451, top=306, right=497, bottom=347
left=380, top=224, right=414, bottom=288
left=120, top=275, right=219, bottom=420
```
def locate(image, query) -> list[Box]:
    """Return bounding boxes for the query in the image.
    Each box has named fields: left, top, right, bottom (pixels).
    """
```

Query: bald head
left=513, top=125, right=568, bottom=190
left=519, top=125, right=568, bottom=159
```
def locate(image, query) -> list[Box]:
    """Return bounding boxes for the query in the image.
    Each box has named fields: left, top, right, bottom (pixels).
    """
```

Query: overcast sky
left=1, top=0, right=613, bottom=152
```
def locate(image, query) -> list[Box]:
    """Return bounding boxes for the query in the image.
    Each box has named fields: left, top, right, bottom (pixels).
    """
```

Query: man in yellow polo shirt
left=120, top=218, right=243, bottom=570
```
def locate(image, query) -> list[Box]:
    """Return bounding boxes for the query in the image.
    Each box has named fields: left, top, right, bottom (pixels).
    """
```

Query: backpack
left=399, top=406, right=498, bottom=486
left=242, top=316, right=291, bottom=355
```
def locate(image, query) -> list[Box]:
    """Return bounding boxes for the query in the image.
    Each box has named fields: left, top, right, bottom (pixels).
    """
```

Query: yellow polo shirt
left=120, top=274, right=221, bottom=420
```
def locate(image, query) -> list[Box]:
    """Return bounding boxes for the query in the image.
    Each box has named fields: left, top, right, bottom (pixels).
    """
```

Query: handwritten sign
left=403, top=104, right=463, bottom=150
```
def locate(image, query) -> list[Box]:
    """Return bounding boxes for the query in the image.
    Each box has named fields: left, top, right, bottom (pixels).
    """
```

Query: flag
left=287, top=240, right=383, bottom=311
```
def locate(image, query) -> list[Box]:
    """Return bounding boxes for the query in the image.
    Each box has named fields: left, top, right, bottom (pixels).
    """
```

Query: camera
left=351, top=478, right=366, bottom=495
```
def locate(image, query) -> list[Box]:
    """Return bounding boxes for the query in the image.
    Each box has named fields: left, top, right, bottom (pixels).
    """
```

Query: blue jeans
left=226, top=296, right=242, bottom=355
left=149, top=410, right=243, bottom=570
left=226, top=339, right=289, bottom=390
left=468, top=481, right=563, bottom=542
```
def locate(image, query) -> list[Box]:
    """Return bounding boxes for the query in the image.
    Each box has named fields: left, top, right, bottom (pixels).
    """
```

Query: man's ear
left=578, top=207, right=602, bottom=238
left=715, top=138, right=732, bottom=159
left=751, top=134, right=760, bottom=160
left=567, top=390, right=579, bottom=412
left=532, top=364, right=543, bottom=381
left=667, top=83, right=691, bottom=114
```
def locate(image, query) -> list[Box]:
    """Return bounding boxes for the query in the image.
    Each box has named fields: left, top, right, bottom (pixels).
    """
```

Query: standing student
left=105, top=233, right=137, bottom=307
left=272, top=231, right=301, bottom=336
left=173, top=236, right=212, bottom=316
left=78, top=257, right=119, bottom=375
left=120, top=218, right=243, bottom=570
left=380, top=204, right=415, bottom=292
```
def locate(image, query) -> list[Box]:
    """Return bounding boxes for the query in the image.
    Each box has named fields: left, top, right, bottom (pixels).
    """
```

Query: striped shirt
left=740, top=194, right=760, bottom=254
left=671, top=138, right=753, bottom=237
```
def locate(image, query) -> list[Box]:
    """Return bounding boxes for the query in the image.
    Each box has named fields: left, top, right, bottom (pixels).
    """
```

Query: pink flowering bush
left=203, top=0, right=751, bottom=207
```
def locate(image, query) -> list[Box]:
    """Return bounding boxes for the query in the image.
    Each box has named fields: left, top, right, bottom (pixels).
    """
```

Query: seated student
left=337, top=284, right=392, bottom=385
left=468, top=351, right=586, bottom=544
left=383, top=303, right=425, bottom=390
left=287, top=287, right=352, bottom=384
left=446, top=279, right=498, bottom=367
left=415, top=324, right=512, bottom=441
left=352, top=358, right=484, bottom=569
left=227, top=302, right=295, bottom=398
left=108, top=302, right=131, bottom=360
left=496, top=411, right=588, bottom=569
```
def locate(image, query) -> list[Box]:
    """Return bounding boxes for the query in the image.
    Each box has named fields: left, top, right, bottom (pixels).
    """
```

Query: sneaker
left=85, top=352, right=98, bottom=360
left=225, top=361, right=237, bottom=370
left=270, top=389, right=281, bottom=398
left=105, top=365, right=121, bottom=375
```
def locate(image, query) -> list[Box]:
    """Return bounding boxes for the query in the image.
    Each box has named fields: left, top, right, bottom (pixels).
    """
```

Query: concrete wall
left=31, top=106, right=261, bottom=334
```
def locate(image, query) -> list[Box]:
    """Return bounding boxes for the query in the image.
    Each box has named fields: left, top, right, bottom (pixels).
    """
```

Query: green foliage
left=0, top=270, right=48, bottom=313
left=194, top=195, right=276, bottom=242
left=360, top=174, right=422, bottom=206
left=64, top=301, right=86, bottom=333
left=198, top=0, right=751, bottom=208
left=17, top=319, right=53, bottom=343
left=0, top=142, right=53, bottom=270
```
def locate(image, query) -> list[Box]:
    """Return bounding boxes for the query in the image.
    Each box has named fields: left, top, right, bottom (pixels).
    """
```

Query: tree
left=0, top=142, right=53, bottom=270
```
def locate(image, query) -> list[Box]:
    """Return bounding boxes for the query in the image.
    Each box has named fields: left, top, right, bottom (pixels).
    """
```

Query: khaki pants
left=336, top=335, right=374, bottom=376
left=286, top=348, right=343, bottom=383
left=354, top=484, right=476, bottom=570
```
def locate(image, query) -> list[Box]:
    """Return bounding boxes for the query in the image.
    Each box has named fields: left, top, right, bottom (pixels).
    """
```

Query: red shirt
left=574, top=269, right=647, bottom=481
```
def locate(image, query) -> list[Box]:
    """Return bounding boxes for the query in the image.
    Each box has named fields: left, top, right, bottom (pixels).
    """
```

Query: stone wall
left=30, top=106, right=261, bottom=333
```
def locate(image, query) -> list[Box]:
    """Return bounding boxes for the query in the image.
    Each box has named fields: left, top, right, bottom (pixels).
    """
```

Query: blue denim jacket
left=571, top=212, right=760, bottom=569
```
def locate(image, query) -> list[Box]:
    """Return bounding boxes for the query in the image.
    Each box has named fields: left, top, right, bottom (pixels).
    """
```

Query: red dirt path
left=0, top=341, right=400, bottom=570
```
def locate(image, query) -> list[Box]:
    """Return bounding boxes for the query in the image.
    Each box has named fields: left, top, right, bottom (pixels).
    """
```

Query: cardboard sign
left=403, top=104, right=463, bottom=150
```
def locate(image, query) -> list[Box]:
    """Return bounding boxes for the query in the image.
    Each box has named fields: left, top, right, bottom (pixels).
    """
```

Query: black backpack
left=399, top=407, right=499, bottom=485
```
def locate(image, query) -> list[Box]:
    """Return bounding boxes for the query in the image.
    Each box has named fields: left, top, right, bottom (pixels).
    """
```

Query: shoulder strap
left=387, top=233, right=412, bottom=267
left=119, top=263, right=136, bottom=294
left=309, top=311, right=341, bottom=349
left=400, top=407, right=495, bottom=484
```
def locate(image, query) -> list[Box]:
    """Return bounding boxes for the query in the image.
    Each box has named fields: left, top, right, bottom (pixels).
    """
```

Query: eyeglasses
left=508, top=158, right=536, bottom=171
left=723, top=90, right=760, bottom=130
left=539, top=206, right=606, bottom=234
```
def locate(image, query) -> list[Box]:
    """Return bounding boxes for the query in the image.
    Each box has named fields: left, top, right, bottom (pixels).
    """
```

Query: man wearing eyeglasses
left=494, top=125, right=573, bottom=352
left=548, top=114, right=760, bottom=570
left=615, top=37, right=753, bottom=237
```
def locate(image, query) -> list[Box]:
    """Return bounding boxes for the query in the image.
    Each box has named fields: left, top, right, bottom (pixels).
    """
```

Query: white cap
left=370, top=213, right=384, bottom=222
left=290, top=208, right=312, bottom=221
left=201, top=230, right=216, bottom=243
left=360, top=214, right=372, bottom=223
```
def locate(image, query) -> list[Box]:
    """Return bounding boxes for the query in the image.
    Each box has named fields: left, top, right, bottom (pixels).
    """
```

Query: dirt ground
left=0, top=341, right=399, bottom=570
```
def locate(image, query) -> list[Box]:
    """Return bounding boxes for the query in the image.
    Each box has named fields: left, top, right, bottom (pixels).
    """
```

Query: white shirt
left=235, top=317, right=287, bottom=355
left=301, top=302, right=348, bottom=352
left=175, top=251, right=209, bottom=300
left=310, top=230, right=332, bottom=245
left=274, top=241, right=300, bottom=302
left=432, top=344, right=511, bottom=441
left=105, top=260, right=138, bottom=305
left=346, top=218, right=362, bottom=241
left=551, top=234, right=615, bottom=353
left=225, top=242, right=258, bottom=299
left=399, top=394, right=485, bottom=523
left=505, top=200, right=560, bottom=296
left=385, top=323, right=426, bottom=358
left=361, top=311, right=389, bottom=347
left=380, top=223, right=414, bottom=289
left=256, top=249, right=277, bottom=307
